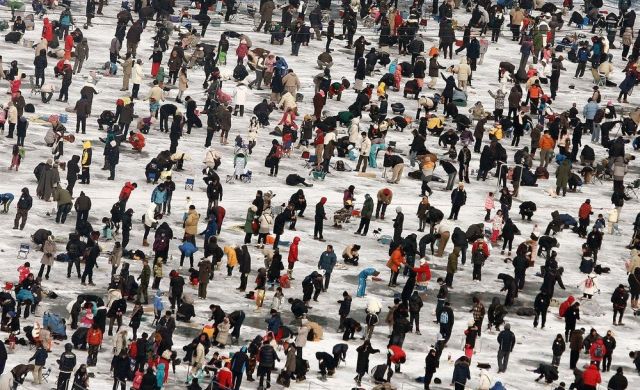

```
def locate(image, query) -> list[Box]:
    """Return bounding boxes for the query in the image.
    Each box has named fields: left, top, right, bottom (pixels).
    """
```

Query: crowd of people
left=0, top=0, right=639, bottom=389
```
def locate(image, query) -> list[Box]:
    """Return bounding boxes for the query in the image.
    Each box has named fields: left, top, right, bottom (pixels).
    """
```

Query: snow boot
left=143, top=239, right=149, bottom=247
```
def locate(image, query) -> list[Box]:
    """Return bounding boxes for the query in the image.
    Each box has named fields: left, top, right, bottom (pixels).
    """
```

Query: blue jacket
left=153, top=292, right=164, bottom=311
left=230, top=347, right=249, bottom=373
left=583, top=101, right=599, bottom=120
left=318, top=251, right=337, bottom=274
left=30, top=347, right=48, bottom=366
left=359, top=268, right=377, bottom=279
left=0, top=193, right=14, bottom=203
left=266, top=314, right=282, bottom=334
left=203, top=219, right=218, bottom=241
left=151, top=187, right=167, bottom=204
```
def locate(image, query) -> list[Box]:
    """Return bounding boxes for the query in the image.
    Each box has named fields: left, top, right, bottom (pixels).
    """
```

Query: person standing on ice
left=496, top=323, right=515, bottom=373
left=318, top=245, right=337, bottom=291
left=314, top=197, right=327, bottom=241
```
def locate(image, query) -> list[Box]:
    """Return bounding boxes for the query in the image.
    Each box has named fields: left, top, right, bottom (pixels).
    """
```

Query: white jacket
left=144, top=203, right=157, bottom=228
left=132, top=63, right=143, bottom=84
left=359, top=136, right=371, bottom=156
left=477, top=370, right=492, bottom=390
left=7, top=104, right=17, bottom=124
left=348, top=117, right=360, bottom=143
left=234, top=83, right=248, bottom=105
left=258, top=212, right=273, bottom=234
left=248, top=125, right=258, bottom=142
left=193, top=342, right=205, bottom=367
left=324, top=130, right=337, bottom=145
left=203, top=147, right=221, bottom=165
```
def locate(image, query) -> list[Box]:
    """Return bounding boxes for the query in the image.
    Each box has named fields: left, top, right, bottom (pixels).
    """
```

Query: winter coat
left=184, top=209, right=200, bottom=236
left=386, top=247, right=405, bottom=273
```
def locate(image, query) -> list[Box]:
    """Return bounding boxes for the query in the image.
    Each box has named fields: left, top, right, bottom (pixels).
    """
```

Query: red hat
left=320, top=197, right=327, bottom=204
left=383, top=188, right=391, bottom=196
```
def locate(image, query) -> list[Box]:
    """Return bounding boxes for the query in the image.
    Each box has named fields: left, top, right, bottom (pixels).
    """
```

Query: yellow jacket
left=224, top=246, right=238, bottom=267
left=427, top=116, right=443, bottom=129
left=489, top=125, right=503, bottom=140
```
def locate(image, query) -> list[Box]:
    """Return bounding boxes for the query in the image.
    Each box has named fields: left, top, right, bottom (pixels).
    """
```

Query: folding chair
left=28, top=75, right=40, bottom=96
left=17, top=243, right=30, bottom=259
left=625, top=179, right=640, bottom=199
left=185, top=178, right=195, bottom=190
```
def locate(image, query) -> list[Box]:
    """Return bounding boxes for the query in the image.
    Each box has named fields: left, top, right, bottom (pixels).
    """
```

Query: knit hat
left=396, top=207, right=402, bottom=213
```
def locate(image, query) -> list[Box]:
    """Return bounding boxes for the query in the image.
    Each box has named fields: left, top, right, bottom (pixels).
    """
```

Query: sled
left=356, top=172, right=376, bottom=178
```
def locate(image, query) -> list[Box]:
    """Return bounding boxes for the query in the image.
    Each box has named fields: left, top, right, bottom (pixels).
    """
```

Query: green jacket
left=139, top=264, right=151, bottom=287
left=555, top=160, right=571, bottom=187
left=244, top=207, right=257, bottom=234
left=361, top=196, right=374, bottom=219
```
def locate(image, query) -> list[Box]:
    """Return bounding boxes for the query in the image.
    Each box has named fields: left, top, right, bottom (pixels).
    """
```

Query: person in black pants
left=325, top=20, right=334, bottom=52
left=57, top=66, right=72, bottom=102
left=314, top=197, right=326, bottom=240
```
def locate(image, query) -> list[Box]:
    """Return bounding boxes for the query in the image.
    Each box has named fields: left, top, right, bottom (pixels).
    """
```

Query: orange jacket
left=386, top=247, right=406, bottom=273
left=87, top=328, right=103, bottom=346
left=529, top=85, right=543, bottom=99
left=539, top=134, right=555, bottom=150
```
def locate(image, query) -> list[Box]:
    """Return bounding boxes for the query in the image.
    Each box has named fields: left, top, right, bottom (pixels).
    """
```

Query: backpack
left=128, top=340, right=138, bottom=358
left=273, top=145, right=283, bottom=159
left=594, top=344, right=604, bottom=358
left=585, top=277, right=594, bottom=289
left=558, top=298, right=572, bottom=317
left=335, top=160, right=345, bottom=171
left=472, top=249, right=485, bottom=265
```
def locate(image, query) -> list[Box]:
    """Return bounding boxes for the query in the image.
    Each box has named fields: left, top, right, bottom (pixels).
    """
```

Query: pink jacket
left=484, top=195, right=494, bottom=210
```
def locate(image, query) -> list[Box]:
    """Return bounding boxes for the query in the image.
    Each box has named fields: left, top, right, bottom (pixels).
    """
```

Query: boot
left=287, top=269, right=295, bottom=280
left=143, top=239, right=149, bottom=247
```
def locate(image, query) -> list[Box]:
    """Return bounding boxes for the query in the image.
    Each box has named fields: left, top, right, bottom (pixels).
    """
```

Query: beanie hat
left=396, top=206, right=402, bottom=213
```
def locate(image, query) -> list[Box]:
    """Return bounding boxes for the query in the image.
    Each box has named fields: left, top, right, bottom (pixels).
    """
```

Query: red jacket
left=119, top=182, right=136, bottom=201
left=217, top=367, right=233, bottom=388
left=388, top=345, right=406, bottom=363
left=129, top=133, right=145, bottom=151
left=288, top=237, right=300, bottom=263
left=64, top=35, right=74, bottom=52
left=216, top=206, right=226, bottom=227
left=471, top=241, right=490, bottom=258
left=86, top=328, right=103, bottom=346
left=412, top=262, right=431, bottom=283
left=582, top=364, right=601, bottom=386
left=588, top=339, right=606, bottom=362
left=578, top=203, right=592, bottom=220
left=42, top=18, right=54, bottom=42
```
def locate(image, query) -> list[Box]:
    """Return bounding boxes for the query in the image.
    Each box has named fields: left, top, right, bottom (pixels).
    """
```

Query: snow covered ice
left=0, top=0, right=638, bottom=389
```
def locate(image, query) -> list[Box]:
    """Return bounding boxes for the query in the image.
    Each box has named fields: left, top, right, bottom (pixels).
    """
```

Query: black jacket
left=497, top=329, right=516, bottom=351
left=111, top=354, right=130, bottom=380
left=258, top=344, right=279, bottom=368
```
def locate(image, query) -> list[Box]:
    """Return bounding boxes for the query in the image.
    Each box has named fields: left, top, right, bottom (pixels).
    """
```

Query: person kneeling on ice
left=316, top=351, right=338, bottom=381
left=342, top=244, right=361, bottom=265
left=356, top=268, right=380, bottom=297
left=534, top=363, right=559, bottom=384
left=129, top=131, right=145, bottom=151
